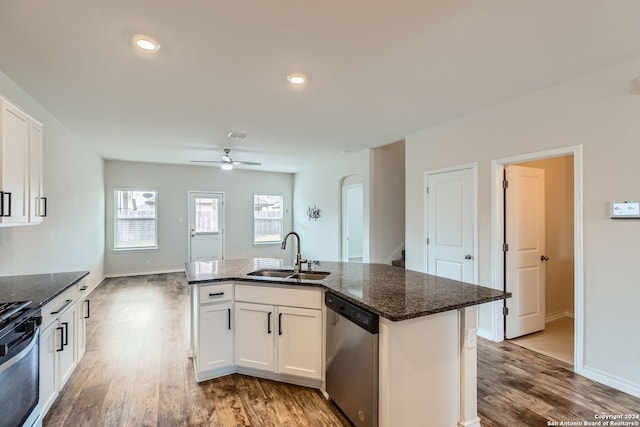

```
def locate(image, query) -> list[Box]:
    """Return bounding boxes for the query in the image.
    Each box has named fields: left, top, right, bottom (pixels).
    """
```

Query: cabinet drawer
left=41, top=286, right=78, bottom=327
left=76, top=278, right=89, bottom=294
left=235, top=284, right=322, bottom=310
left=199, top=283, right=233, bottom=304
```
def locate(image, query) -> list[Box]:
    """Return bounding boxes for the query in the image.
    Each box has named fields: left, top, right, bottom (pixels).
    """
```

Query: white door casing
left=505, top=165, right=546, bottom=339
left=426, top=166, right=477, bottom=283
left=189, top=192, right=224, bottom=262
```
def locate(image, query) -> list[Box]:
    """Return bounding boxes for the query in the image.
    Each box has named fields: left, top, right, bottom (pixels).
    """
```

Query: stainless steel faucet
left=281, top=231, right=309, bottom=273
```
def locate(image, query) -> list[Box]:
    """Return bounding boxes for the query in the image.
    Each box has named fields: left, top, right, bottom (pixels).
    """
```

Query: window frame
left=252, top=193, right=284, bottom=245
left=113, top=188, right=159, bottom=252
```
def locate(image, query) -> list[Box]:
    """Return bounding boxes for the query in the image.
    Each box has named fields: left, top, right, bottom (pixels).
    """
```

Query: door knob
left=464, top=254, right=473, bottom=260
left=540, top=255, right=549, bottom=261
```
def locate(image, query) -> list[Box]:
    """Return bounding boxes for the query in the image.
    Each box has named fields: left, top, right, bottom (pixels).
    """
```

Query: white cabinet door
left=0, top=99, right=29, bottom=224
left=234, top=302, right=274, bottom=372
left=57, top=304, right=77, bottom=387
left=76, top=294, right=89, bottom=359
left=39, top=321, right=59, bottom=416
left=28, top=119, right=45, bottom=223
left=276, top=306, right=322, bottom=380
left=198, top=302, right=233, bottom=373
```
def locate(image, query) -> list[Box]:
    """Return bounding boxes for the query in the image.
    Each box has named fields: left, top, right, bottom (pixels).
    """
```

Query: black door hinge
left=503, top=306, right=509, bottom=316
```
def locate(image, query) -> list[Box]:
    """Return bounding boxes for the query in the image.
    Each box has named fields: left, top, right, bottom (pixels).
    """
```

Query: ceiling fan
left=191, top=148, right=262, bottom=170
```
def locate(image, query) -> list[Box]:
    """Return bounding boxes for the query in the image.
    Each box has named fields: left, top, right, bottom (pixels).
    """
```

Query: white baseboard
left=89, top=275, right=106, bottom=293
left=545, top=310, right=574, bottom=323
left=458, top=417, right=481, bottom=427
left=477, top=327, right=494, bottom=341
left=580, top=366, right=640, bottom=399
left=105, top=269, right=184, bottom=278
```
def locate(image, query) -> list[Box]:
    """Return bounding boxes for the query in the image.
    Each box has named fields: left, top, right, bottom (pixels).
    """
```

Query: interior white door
left=341, top=183, right=364, bottom=262
left=426, top=167, right=476, bottom=283
left=505, top=165, right=546, bottom=339
left=189, top=192, right=224, bottom=262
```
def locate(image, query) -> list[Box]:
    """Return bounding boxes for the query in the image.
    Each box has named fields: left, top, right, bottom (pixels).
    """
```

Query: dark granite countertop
left=0, top=271, right=90, bottom=310
left=184, top=258, right=510, bottom=321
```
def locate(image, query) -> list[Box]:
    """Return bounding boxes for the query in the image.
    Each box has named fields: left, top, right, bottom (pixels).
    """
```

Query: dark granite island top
left=184, top=258, right=509, bottom=321
left=0, top=271, right=90, bottom=310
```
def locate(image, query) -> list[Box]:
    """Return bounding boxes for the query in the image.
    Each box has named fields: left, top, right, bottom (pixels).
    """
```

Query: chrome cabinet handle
left=464, top=254, right=473, bottom=260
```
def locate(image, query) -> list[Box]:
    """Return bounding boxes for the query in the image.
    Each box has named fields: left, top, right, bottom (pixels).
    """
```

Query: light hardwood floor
left=44, top=273, right=640, bottom=427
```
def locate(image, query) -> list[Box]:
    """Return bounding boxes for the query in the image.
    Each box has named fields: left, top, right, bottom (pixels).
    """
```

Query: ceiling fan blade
left=233, top=160, right=262, bottom=166
left=190, top=160, right=222, bottom=163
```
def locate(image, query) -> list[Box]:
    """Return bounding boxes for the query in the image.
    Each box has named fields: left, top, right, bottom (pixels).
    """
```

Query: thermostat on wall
left=611, top=201, right=640, bottom=219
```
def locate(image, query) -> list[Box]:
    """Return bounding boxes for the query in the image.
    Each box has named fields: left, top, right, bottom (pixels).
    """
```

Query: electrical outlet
left=467, top=328, right=477, bottom=349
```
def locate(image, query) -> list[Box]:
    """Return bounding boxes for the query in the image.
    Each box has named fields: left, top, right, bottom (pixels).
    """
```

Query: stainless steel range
left=0, top=301, right=42, bottom=427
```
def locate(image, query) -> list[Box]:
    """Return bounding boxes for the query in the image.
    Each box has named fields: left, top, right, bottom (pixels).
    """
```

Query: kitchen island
left=185, top=258, right=509, bottom=427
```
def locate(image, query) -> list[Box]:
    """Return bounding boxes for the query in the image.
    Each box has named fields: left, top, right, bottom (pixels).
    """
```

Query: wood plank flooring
left=44, top=273, right=640, bottom=427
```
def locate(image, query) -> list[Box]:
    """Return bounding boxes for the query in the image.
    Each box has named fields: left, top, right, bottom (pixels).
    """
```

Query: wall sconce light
left=307, top=205, right=320, bottom=221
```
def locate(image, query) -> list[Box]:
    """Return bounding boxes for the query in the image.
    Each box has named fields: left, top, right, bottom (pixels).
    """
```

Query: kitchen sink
left=288, top=271, right=331, bottom=280
left=247, top=269, right=331, bottom=280
left=246, top=269, right=295, bottom=278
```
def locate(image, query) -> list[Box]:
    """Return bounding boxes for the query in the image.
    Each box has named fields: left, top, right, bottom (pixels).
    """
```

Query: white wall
left=370, top=140, right=405, bottom=263
left=405, top=57, right=640, bottom=393
left=293, top=150, right=370, bottom=262
left=293, top=143, right=405, bottom=264
left=104, top=160, right=293, bottom=275
left=0, top=71, right=105, bottom=286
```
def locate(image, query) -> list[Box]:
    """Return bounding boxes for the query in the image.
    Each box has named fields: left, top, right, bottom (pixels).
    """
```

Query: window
left=194, top=196, right=219, bottom=233
left=114, top=189, right=157, bottom=250
left=253, top=194, right=283, bottom=244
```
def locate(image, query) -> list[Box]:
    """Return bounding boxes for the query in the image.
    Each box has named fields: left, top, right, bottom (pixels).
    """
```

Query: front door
left=505, top=165, right=546, bottom=339
left=426, top=167, right=476, bottom=283
left=189, top=192, right=224, bottom=262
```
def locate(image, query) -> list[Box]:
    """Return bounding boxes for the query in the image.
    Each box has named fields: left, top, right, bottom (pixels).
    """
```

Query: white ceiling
left=1, top=1, right=640, bottom=173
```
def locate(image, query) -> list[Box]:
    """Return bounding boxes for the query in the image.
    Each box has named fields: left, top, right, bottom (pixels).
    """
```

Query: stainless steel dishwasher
left=325, top=292, right=379, bottom=427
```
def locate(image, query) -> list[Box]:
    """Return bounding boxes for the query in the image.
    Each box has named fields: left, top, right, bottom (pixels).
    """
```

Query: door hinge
left=426, top=186, right=429, bottom=194
left=502, top=179, right=509, bottom=189
left=503, top=243, right=509, bottom=252
left=503, top=306, right=509, bottom=316
left=426, top=237, right=430, bottom=245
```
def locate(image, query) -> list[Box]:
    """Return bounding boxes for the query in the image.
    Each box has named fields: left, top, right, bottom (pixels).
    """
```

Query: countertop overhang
left=185, top=258, right=510, bottom=321
left=0, top=271, right=90, bottom=310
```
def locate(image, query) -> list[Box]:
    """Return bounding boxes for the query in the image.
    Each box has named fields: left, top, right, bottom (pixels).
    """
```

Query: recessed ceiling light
left=287, top=73, right=306, bottom=85
left=133, top=35, right=160, bottom=52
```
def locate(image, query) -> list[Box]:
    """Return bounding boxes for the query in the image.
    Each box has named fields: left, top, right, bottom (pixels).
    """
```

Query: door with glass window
left=189, top=192, right=224, bottom=262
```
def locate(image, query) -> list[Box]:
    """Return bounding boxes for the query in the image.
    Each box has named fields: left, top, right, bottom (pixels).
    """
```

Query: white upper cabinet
left=29, top=119, right=45, bottom=223
left=0, top=98, right=29, bottom=224
left=0, top=96, right=45, bottom=226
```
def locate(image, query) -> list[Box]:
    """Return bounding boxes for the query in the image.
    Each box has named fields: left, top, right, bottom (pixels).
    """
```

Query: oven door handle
left=0, top=328, right=38, bottom=373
